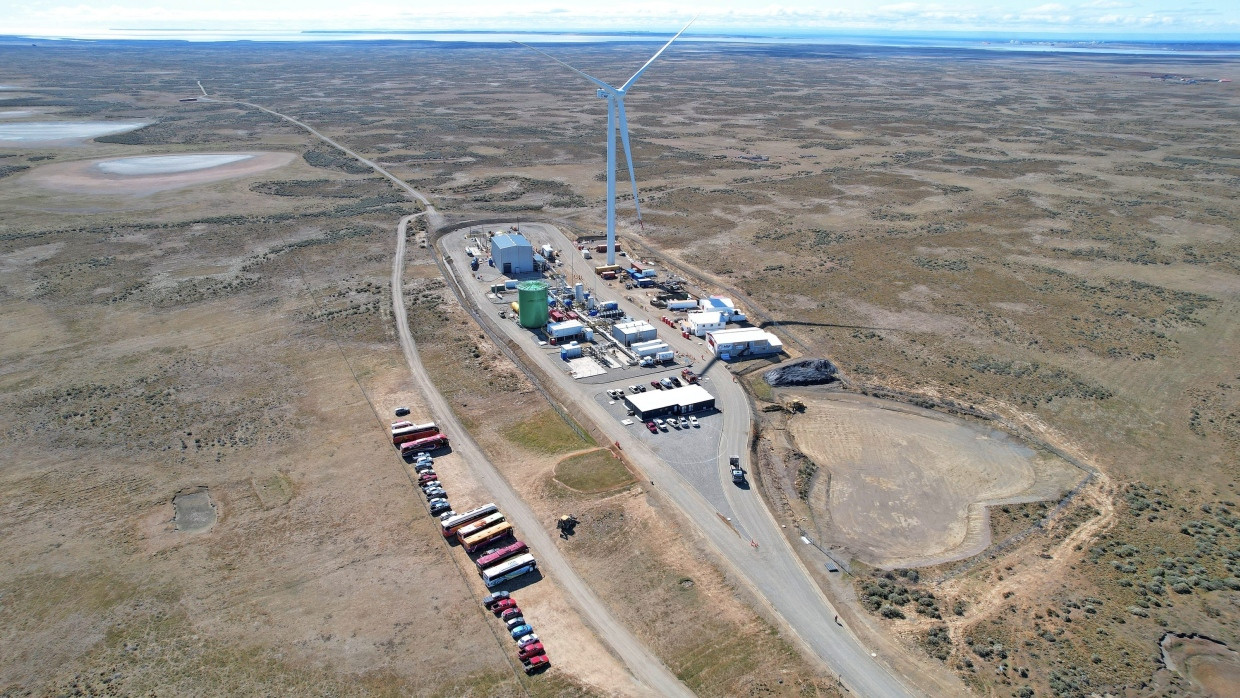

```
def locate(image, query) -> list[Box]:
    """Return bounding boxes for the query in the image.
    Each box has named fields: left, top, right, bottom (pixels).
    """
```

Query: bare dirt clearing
left=787, top=392, right=1083, bottom=568
left=24, top=151, right=296, bottom=194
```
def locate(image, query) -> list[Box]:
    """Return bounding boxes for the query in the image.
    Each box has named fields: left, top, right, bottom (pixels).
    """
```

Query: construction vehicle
left=556, top=514, right=578, bottom=539
left=729, top=456, right=745, bottom=484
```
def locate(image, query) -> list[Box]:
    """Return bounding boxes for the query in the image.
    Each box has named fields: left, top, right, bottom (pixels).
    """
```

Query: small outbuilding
left=490, top=233, right=534, bottom=275
left=624, top=384, right=716, bottom=420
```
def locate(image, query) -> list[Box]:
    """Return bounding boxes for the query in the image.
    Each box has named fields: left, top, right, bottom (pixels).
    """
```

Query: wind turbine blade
left=619, top=15, right=697, bottom=93
left=511, top=40, right=618, bottom=93
left=616, top=98, right=642, bottom=223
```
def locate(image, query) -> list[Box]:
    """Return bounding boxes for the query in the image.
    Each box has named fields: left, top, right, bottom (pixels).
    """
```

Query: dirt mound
left=764, top=358, right=838, bottom=387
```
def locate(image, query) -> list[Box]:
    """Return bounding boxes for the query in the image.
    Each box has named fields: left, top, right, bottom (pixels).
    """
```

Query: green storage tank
left=517, top=280, right=549, bottom=329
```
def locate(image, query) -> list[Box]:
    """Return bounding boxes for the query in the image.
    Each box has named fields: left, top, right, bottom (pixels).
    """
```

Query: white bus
left=440, top=503, right=498, bottom=538
left=480, top=553, right=538, bottom=588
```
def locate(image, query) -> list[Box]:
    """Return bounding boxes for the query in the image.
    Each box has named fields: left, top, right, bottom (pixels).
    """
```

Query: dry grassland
left=3, top=39, right=1238, bottom=697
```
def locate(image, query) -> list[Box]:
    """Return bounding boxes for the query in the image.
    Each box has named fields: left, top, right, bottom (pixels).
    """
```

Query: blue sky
left=8, top=1, right=1239, bottom=39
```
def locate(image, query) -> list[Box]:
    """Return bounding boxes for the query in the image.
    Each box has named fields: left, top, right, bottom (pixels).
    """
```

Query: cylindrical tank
left=574, top=282, right=585, bottom=303
left=517, top=280, right=549, bottom=329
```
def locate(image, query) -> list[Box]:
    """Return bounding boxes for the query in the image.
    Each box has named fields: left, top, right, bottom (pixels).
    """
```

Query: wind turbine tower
left=517, top=19, right=695, bottom=266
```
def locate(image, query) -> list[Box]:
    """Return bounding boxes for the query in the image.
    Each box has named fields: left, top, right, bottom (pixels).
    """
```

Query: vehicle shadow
left=490, top=569, right=545, bottom=593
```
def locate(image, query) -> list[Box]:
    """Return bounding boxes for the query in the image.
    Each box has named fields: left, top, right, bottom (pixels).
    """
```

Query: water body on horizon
left=13, top=29, right=1240, bottom=56
left=96, top=153, right=256, bottom=176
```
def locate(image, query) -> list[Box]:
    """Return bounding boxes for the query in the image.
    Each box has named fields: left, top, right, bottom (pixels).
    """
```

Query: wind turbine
left=516, top=18, right=695, bottom=266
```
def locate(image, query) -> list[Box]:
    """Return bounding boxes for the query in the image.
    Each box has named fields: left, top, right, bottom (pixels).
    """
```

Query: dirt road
left=392, top=214, right=692, bottom=697
left=232, top=97, right=691, bottom=697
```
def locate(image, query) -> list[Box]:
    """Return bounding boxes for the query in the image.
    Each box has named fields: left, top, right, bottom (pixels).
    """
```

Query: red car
left=417, top=472, right=438, bottom=483
left=523, top=654, right=551, bottom=674
left=646, top=421, right=658, bottom=434
left=491, top=598, right=518, bottom=614
left=517, top=642, right=544, bottom=661
left=500, top=607, right=524, bottom=622
left=650, top=380, right=662, bottom=390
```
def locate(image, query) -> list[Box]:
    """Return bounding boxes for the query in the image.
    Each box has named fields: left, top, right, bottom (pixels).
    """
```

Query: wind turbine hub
left=596, top=88, right=607, bottom=99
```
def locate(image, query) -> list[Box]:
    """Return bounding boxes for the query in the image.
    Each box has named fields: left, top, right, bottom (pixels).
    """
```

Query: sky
left=6, top=0, right=1240, bottom=39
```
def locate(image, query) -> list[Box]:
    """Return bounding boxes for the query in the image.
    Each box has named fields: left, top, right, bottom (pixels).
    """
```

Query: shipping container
left=655, top=351, right=676, bottom=362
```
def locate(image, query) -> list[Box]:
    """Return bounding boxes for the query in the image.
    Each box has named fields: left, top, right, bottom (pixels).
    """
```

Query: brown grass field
left=1, top=38, right=1238, bottom=697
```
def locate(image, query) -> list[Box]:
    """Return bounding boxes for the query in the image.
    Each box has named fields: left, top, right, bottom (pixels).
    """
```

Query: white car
left=653, top=418, right=667, bottom=431
left=688, top=416, right=699, bottom=428
left=680, top=417, right=692, bottom=428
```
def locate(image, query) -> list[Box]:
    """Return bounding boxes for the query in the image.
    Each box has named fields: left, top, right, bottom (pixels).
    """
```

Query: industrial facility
left=685, top=310, right=725, bottom=337
left=490, top=233, right=534, bottom=275
left=706, top=328, right=783, bottom=360
left=623, top=385, right=716, bottom=420
left=611, top=319, right=658, bottom=346
left=699, top=296, right=746, bottom=322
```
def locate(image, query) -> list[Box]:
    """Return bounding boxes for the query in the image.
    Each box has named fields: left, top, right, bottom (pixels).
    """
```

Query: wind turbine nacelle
left=596, top=88, right=608, bottom=99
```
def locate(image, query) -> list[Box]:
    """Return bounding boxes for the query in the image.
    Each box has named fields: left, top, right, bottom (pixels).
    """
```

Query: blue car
left=510, top=624, right=533, bottom=640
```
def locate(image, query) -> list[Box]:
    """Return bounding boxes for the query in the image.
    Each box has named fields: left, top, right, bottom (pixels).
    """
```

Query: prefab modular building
left=611, top=320, right=657, bottom=346
left=490, top=233, right=534, bottom=275
left=630, top=339, right=670, bottom=357
left=686, top=310, right=725, bottom=337
left=706, top=328, right=783, bottom=360
left=623, top=384, right=716, bottom=420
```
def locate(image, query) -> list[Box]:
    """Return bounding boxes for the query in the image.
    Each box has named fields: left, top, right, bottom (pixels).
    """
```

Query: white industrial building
left=685, top=310, right=725, bottom=337
left=490, top=233, right=534, bottom=275
left=624, top=384, right=716, bottom=420
left=611, top=319, right=657, bottom=346
left=630, top=339, right=670, bottom=357
left=699, top=296, right=746, bottom=322
left=706, top=328, right=783, bottom=360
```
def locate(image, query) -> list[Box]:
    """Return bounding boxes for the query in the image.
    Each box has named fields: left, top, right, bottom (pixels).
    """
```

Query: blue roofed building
left=490, top=233, right=534, bottom=275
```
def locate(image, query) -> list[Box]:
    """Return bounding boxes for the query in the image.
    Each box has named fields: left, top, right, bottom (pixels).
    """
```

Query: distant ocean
left=5, top=30, right=1240, bottom=56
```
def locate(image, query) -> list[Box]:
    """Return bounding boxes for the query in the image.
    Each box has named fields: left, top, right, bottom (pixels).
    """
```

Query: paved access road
left=233, top=97, right=693, bottom=698
left=438, top=225, right=921, bottom=698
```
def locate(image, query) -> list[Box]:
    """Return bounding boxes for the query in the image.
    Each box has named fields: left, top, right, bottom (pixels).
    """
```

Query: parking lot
left=593, top=375, right=738, bottom=520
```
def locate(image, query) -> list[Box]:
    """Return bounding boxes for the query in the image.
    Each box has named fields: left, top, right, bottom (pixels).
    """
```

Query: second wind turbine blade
left=620, top=15, right=697, bottom=92
left=616, top=98, right=642, bottom=225
left=511, top=40, right=617, bottom=93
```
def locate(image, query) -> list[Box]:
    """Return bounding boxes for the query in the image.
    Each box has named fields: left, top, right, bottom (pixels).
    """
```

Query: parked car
left=418, top=471, right=438, bottom=483
left=646, top=421, right=658, bottom=434
left=395, top=406, right=410, bottom=416
left=650, top=380, right=662, bottom=390
left=518, top=642, right=545, bottom=660
left=482, top=591, right=510, bottom=608
left=491, top=598, right=518, bottom=614
left=424, top=488, right=446, bottom=499
left=653, top=418, right=666, bottom=430
left=679, top=417, right=691, bottom=428
left=510, top=624, right=534, bottom=639
left=628, top=385, right=639, bottom=393
left=427, top=497, right=448, bottom=506
left=438, top=510, right=457, bottom=521
left=637, top=384, right=647, bottom=392
left=430, top=502, right=451, bottom=515
left=670, top=377, right=683, bottom=387
left=516, top=633, right=540, bottom=648
left=504, top=616, right=527, bottom=630
left=660, top=377, right=675, bottom=389
left=420, top=479, right=441, bottom=490
left=668, top=418, right=681, bottom=430
left=500, top=607, right=524, bottom=622
left=524, top=654, right=551, bottom=674
left=688, top=416, right=699, bottom=428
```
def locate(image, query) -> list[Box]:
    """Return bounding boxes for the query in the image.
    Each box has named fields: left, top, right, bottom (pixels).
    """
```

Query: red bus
left=475, top=540, right=528, bottom=569
left=399, top=433, right=448, bottom=455
left=393, top=425, right=439, bottom=445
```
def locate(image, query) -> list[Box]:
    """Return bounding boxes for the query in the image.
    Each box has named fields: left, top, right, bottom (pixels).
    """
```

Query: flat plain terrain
left=1, top=38, right=1238, bottom=697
